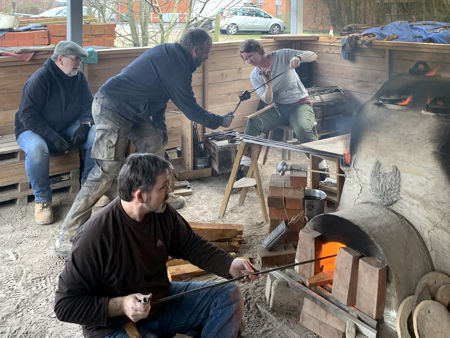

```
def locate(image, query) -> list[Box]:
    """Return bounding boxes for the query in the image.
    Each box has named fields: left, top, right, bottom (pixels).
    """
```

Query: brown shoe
left=35, top=202, right=53, bottom=225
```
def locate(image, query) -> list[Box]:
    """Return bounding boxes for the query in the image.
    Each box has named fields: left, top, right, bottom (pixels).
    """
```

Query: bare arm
left=260, top=70, right=274, bottom=104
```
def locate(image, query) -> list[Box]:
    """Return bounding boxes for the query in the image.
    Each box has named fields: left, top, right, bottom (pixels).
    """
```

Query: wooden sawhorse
left=219, top=140, right=269, bottom=223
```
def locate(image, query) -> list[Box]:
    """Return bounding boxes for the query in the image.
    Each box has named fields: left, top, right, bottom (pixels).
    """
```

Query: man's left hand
left=71, top=123, right=90, bottom=147
left=229, top=258, right=260, bottom=283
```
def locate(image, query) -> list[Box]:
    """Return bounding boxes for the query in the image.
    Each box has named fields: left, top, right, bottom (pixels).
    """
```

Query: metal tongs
left=231, top=70, right=288, bottom=115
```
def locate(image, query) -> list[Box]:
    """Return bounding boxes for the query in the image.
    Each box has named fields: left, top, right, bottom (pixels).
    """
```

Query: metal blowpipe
left=147, top=254, right=337, bottom=306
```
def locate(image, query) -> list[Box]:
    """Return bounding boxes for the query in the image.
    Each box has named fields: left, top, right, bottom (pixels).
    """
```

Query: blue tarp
left=363, top=21, right=450, bottom=44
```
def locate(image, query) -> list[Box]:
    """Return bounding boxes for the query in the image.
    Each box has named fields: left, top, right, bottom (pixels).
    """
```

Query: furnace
left=268, top=61, right=450, bottom=337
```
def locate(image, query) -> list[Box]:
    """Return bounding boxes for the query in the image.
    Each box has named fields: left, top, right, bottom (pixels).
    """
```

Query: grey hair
left=51, top=54, right=59, bottom=61
left=180, top=28, right=212, bottom=53
left=118, top=153, right=172, bottom=202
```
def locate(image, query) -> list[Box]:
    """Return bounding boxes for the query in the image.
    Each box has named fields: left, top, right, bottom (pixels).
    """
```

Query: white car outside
left=220, top=7, right=285, bottom=35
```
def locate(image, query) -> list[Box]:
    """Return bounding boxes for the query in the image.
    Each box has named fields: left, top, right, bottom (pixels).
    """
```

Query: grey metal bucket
left=304, top=189, right=327, bottom=220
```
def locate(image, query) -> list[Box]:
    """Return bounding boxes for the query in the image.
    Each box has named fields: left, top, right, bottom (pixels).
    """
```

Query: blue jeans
left=105, top=282, right=243, bottom=338
left=16, top=120, right=96, bottom=203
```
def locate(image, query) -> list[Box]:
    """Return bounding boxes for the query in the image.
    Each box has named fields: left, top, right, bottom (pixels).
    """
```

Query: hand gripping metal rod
left=151, top=254, right=337, bottom=305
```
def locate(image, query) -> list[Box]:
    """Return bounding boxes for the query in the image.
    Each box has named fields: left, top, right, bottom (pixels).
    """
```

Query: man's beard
left=192, top=57, right=202, bottom=68
left=153, top=195, right=168, bottom=214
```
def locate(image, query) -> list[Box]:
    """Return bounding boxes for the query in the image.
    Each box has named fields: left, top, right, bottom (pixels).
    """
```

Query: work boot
left=91, top=195, right=111, bottom=216
left=54, top=234, right=72, bottom=260
left=35, top=202, right=53, bottom=225
left=167, top=192, right=185, bottom=210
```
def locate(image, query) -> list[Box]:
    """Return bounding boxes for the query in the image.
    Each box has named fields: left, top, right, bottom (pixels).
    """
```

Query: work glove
left=51, top=135, right=71, bottom=155
left=221, top=112, right=234, bottom=128
left=71, top=123, right=90, bottom=147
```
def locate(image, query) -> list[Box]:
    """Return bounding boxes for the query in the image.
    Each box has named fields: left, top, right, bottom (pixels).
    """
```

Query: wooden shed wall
left=0, top=40, right=291, bottom=150
left=1, top=37, right=449, bottom=147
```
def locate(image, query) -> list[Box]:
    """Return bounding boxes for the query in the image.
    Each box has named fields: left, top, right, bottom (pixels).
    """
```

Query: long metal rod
left=239, top=133, right=345, bottom=160
left=151, top=254, right=337, bottom=305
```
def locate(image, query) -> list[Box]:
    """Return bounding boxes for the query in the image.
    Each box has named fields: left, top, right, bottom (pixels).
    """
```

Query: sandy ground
left=0, top=148, right=318, bottom=337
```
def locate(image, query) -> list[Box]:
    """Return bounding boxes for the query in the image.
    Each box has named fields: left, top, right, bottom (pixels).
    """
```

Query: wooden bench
left=0, top=134, right=81, bottom=206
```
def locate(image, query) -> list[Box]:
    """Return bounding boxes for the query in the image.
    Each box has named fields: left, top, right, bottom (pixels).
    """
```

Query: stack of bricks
left=47, top=23, right=116, bottom=47
left=0, top=30, right=49, bottom=47
left=257, top=172, right=307, bottom=267
left=268, top=172, right=307, bottom=245
left=296, top=230, right=388, bottom=337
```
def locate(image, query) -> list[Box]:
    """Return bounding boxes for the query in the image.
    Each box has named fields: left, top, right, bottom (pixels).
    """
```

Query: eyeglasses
left=63, top=55, right=82, bottom=63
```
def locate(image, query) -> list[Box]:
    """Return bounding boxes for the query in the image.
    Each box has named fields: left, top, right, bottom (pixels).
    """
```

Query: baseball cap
left=53, top=41, right=88, bottom=58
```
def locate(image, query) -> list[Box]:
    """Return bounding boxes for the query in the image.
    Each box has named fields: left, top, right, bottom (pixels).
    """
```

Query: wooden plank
left=173, top=166, right=211, bottom=180
left=190, top=222, right=243, bottom=241
left=356, top=257, right=387, bottom=320
left=272, top=270, right=378, bottom=338
left=301, top=134, right=350, bottom=157
left=167, top=263, right=207, bottom=281
left=306, top=270, right=334, bottom=287
left=332, top=247, right=362, bottom=306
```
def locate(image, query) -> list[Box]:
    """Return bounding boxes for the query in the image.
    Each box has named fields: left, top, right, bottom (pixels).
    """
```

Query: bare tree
left=85, top=0, right=242, bottom=47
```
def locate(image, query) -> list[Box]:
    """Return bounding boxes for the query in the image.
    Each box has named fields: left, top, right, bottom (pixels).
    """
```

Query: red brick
left=267, top=194, right=284, bottom=208
left=284, top=188, right=304, bottom=209
left=355, top=257, right=387, bottom=319
left=258, top=243, right=296, bottom=267
left=269, top=174, right=291, bottom=188
left=295, top=228, right=323, bottom=277
left=300, top=298, right=345, bottom=338
left=332, top=247, right=362, bottom=306
left=33, top=31, right=49, bottom=45
left=289, top=171, right=307, bottom=188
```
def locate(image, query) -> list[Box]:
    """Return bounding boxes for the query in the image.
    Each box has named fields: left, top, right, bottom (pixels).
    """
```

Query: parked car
left=220, top=7, right=285, bottom=35
left=33, top=6, right=88, bottom=17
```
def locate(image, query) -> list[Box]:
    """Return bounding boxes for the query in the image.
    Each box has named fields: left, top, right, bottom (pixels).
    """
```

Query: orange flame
left=344, top=152, right=351, bottom=165
left=426, top=68, right=438, bottom=77
left=397, top=95, right=413, bottom=106
left=320, top=242, right=346, bottom=272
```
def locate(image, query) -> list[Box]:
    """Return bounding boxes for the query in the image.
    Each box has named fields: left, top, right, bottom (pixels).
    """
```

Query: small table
left=301, top=134, right=350, bottom=206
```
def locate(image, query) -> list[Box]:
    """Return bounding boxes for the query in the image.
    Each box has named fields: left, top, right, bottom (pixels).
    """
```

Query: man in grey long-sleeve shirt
left=54, top=28, right=234, bottom=259
left=55, top=153, right=258, bottom=337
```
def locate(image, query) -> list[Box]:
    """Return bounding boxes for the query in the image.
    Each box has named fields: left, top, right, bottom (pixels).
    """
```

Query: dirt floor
left=0, top=148, right=319, bottom=337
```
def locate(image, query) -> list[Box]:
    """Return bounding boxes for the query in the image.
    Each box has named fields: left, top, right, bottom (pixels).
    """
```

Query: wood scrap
left=413, top=300, right=450, bottom=338
left=190, top=222, right=243, bottom=241
left=306, top=270, right=334, bottom=287
left=168, top=263, right=206, bottom=281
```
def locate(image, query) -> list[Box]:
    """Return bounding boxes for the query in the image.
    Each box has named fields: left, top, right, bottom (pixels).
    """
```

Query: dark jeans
left=105, top=282, right=243, bottom=338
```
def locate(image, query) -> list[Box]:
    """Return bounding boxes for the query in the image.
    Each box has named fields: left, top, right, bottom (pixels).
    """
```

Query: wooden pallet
left=0, top=169, right=80, bottom=206
left=0, top=134, right=81, bottom=206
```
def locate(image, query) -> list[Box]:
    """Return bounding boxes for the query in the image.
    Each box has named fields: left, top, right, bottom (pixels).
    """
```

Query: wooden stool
left=262, top=126, right=296, bottom=164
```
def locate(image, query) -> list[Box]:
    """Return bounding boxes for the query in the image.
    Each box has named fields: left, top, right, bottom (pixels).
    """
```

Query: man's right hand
left=108, top=293, right=152, bottom=322
left=52, top=135, right=71, bottom=154
left=221, top=112, right=234, bottom=128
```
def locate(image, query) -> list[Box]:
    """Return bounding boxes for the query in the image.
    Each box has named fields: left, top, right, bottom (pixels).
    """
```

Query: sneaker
left=91, top=195, right=111, bottom=216
left=35, top=202, right=53, bottom=225
left=54, top=234, right=72, bottom=260
left=167, top=192, right=185, bottom=210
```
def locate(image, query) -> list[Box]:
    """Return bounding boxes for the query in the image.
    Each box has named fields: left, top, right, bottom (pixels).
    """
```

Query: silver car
left=220, top=7, right=286, bottom=35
